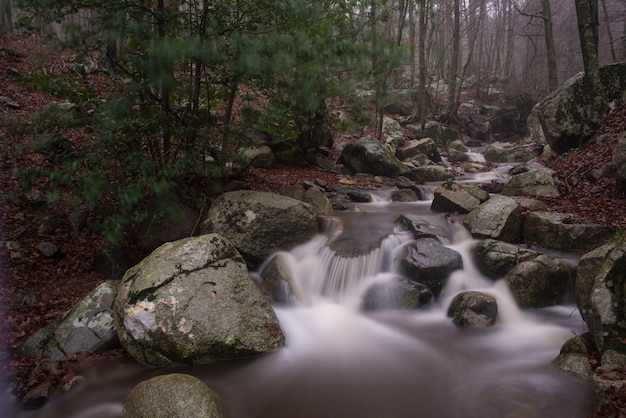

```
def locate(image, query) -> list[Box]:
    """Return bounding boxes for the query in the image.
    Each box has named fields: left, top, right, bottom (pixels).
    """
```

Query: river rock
left=362, top=276, right=432, bottom=311
left=504, top=254, right=570, bottom=308
left=340, top=136, right=408, bottom=178
left=501, top=167, right=559, bottom=197
left=575, top=240, right=626, bottom=353
left=483, top=142, right=542, bottom=163
left=396, top=138, right=441, bottom=162
left=463, top=196, right=523, bottom=243
left=395, top=176, right=425, bottom=199
left=114, top=234, right=285, bottom=366
left=301, top=186, right=333, bottom=215
left=447, top=291, right=498, bottom=328
left=394, top=237, right=463, bottom=297
left=522, top=211, right=615, bottom=251
left=20, top=281, right=120, bottom=361
left=404, top=165, right=455, bottom=183
left=390, top=188, right=419, bottom=202
left=553, top=333, right=595, bottom=381
left=202, top=190, right=318, bottom=264
left=473, top=239, right=541, bottom=279
left=122, top=373, right=224, bottom=418
left=259, top=252, right=301, bottom=304
left=430, top=182, right=489, bottom=214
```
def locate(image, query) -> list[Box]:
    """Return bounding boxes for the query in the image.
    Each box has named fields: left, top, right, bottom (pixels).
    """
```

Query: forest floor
left=2, top=34, right=626, bottom=416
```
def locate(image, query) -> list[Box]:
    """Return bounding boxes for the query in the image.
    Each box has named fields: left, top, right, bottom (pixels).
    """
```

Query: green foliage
left=16, top=0, right=403, bottom=244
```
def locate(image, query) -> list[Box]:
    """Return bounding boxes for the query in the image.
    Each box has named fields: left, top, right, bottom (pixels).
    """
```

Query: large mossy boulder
left=19, top=281, right=120, bottom=361
left=575, top=240, right=626, bottom=353
left=528, top=62, right=626, bottom=154
left=114, top=234, right=285, bottom=366
left=122, top=373, right=224, bottom=418
left=340, top=136, right=408, bottom=178
left=463, top=196, right=523, bottom=243
left=522, top=211, right=615, bottom=251
left=202, top=190, right=319, bottom=264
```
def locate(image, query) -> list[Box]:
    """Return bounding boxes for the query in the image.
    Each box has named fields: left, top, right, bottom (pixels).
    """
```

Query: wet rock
left=395, top=176, right=425, bottom=200
left=122, top=373, right=224, bottom=418
left=202, top=190, right=319, bottom=264
left=20, top=281, right=120, bottom=360
left=522, top=211, right=615, bottom=251
left=484, top=142, right=542, bottom=163
left=553, top=333, right=595, bottom=380
left=390, top=188, right=419, bottom=202
left=303, top=186, right=334, bottom=214
left=447, top=291, right=498, bottom=328
left=463, top=196, right=523, bottom=243
left=403, top=165, right=455, bottom=183
left=501, top=167, right=559, bottom=197
left=21, top=382, right=53, bottom=409
left=114, top=234, right=284, bottom=366
left=473, top=239, right=540, bottom=279
left=340, top=136, right=409, bottom=178
left=260, top=253, right=300, bottom=304
left=335, top=186, right=373, bottom=203
left=394, top=237, right=463, bottom=297
left=504, top=254, right=570, bottom=308
left=431, top=181, right=489, bottom=214
left=362, top=276, right=432, bottom=311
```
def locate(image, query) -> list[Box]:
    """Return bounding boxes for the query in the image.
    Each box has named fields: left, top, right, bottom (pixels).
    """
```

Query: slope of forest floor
left=1, top=34, right=626, bottom=415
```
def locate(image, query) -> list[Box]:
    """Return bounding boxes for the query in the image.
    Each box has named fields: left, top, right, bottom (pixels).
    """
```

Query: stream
left=10, top=156, right=596, bottom=418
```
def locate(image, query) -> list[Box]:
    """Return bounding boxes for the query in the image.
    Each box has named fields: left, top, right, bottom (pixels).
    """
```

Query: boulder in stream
left=430, top=181, right=490, bottom=214
left=463, top=195, right=523, bottom=243
left=114, top=234, right=285, bottom=366
left=394, top=237, right=463, bottom=297
left=447, top=291, right=498, bottom=328
left=473, top=239, right=541, bottom=279
left=362, top=276, right=433, bottom=311
left=522, top=211, right=615, bottom=251
left=501, top=167, right=560, bottom=197
left=504, top=254, right=570, bottom=309
left=122, top=373, right=224, bottom=418
left=202, top=190, right=319, bottom=264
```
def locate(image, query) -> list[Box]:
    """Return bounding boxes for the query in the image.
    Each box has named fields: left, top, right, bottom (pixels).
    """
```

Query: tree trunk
left=445, top=0, right=460, bottom=123
left=540, top=0, right=558, bottom=91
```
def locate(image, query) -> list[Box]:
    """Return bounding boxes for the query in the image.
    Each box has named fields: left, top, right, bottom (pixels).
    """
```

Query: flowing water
left=8, top=161, right=595, bottom=418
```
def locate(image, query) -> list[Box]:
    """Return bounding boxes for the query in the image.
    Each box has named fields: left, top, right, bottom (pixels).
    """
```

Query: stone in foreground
left=114, top=234, right=284, bottom=366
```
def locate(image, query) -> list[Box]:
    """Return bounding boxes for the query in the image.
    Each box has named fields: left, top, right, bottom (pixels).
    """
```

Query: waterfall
left=21, top=192, right=595, bottom=418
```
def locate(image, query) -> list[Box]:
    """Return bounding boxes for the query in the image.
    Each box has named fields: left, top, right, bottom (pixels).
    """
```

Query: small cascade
left=20, top=166, right=596, bottom=418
